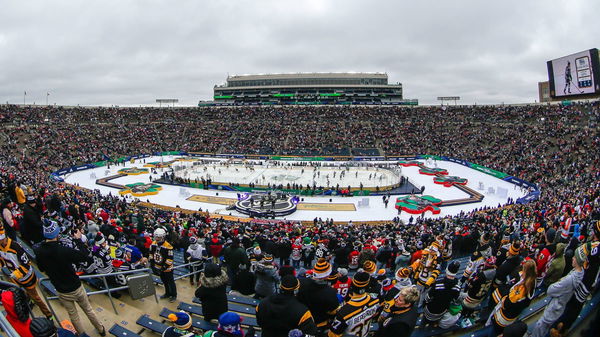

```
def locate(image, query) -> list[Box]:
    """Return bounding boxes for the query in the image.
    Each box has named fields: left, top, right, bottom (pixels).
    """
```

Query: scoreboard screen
left=547, top=49, right=600, bottom=98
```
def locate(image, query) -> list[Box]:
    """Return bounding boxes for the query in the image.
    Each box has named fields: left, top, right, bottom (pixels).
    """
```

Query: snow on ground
left=62, top=156, right=528, bottom=222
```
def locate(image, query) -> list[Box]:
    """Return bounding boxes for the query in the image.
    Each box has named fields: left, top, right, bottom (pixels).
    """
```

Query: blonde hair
left=521, top=259, right=536, bottom=296
left=400, top=286, right=419, bottom=305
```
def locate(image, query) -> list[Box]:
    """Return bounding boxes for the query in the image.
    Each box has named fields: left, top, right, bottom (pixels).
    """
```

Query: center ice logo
left=271, top=174, right=301, bottom=181
left=418, top=166, right=448, bottom=176
left=433, top=175, right=468, bottom=187
left=117, top=167, right=149, bottom=175
left=395, top=195, right=442, bottom=215
left=119, top=182, right=162, bottom=197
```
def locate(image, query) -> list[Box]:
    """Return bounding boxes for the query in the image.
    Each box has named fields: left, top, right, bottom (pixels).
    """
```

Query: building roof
left=227, top=72, right=388, bottom=81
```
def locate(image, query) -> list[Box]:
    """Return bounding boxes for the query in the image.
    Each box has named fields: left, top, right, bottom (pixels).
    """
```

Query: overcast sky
left=0, top=0, right=598, bottom=106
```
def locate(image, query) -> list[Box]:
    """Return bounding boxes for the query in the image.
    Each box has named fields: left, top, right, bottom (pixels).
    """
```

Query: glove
left=11, top=269, right=24, bottom=280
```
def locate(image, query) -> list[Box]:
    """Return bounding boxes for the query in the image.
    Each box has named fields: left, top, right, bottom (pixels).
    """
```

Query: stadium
left=1, top=2, right=600, bottom=337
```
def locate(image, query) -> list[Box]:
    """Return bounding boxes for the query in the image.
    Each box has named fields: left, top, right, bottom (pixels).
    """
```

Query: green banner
left=469, top=163, right=508, bottom=179
left=421, top=155, right=443, bottom=160
left=93, top=161, right=107, bottom=167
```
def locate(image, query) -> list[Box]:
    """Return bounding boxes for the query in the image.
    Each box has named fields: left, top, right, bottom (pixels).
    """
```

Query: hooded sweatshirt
left=539, top=267, right=584, bottom=324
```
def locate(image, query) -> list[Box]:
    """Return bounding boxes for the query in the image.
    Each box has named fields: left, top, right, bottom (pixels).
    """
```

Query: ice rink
left=62, top=156, right=529, bottom=222
left=174, top=161, right=400, bottom=188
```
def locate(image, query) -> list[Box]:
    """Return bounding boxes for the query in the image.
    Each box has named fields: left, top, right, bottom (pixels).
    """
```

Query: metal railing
left=172, top=260, right=203, bottom=281
left=0, top=280, right=29, bottom=337
left=38, top=261, right=204, bottom=321
left=39, top=267, right=158, bottom=318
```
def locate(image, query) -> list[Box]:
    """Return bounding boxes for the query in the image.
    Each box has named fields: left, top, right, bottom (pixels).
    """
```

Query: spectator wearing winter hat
left=328, top=271, right=380, bottom=337
left=195, top=263, right=229, bottom=323
left=29, top=317, right=76, bottom=337
left=21, top=195, right=44, bottom=245
left=331, top=268, right=352, bottom=300
left=374, top=286, right=420, bottom=337
left=163, top=311, right=193, bottom=337
left=256, top=275, right=318, bottom=337
left=34, top=221, right=105, bottom=336
left=554, top=223, right=600, bottom=335
left=423, top=261, right=461, bottom=326
left=379, top=267, right=413, bottom=321
left=202, top=312, right=255, bottom=337
left=461, top=256, right=497, bottom=323
left=222, top=238, right=249, bottom=285
left=297, top=258, right=339, bottom=333
left=253, top=255, right=279, bottom=299
left=490, top=242, right=523, bottom=309
left=186, top=236, right=207, bottom=285
left=531, top=244, right=585, bottom=337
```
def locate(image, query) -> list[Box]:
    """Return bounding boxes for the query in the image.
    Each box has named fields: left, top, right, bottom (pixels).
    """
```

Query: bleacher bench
left=136, top=314, right=168, bottom=335
left=179, top=302, right=259, bottom=328
left=109, top=323, right=142, bottom=337
left=159, top=307, right=217, bottom=331
left=192, top=297, right=257, bottom=315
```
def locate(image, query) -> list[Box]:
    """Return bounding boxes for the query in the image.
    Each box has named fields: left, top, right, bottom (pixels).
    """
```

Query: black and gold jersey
left=328, top=294, right=380, bottom=337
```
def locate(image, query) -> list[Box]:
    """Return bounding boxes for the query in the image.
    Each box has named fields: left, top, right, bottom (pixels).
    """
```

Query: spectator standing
left=297, top=258, right=339, bottom=334
left=254, top=255, right=280, bottom=299
left=256, top=275, right=318, bottom=337
left=531, top=244, right=585, bottom=337
left=21, top=196, right=43, bottom=245
left=34, top=221, right=105, bottom=336
left=150, top=227, right=177, bottom=302
left=222, top=238, right=249, bottom=284
left=185, top=237, right=207, bottom=286
left=195, top=263, right=229, bottom=323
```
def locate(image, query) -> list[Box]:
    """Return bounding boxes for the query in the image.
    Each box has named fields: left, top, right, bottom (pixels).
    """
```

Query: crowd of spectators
left=0, top=101, right=599, bottom=337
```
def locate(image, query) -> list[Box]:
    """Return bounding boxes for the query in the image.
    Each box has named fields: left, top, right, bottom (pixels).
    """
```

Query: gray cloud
left=0, top=0, right=598, bottom=106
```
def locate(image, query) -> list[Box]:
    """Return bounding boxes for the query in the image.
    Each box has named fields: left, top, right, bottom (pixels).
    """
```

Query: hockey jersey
left=149, top=240, right=174, bottom=272
left=0, top=238, right=37, bottom=289
left=328, top=294, right=380, bottom=337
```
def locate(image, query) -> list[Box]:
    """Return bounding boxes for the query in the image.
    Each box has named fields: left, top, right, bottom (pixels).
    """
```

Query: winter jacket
left=1, top=290, right=32, bottom=337
left=256, top=293, right=318, bottom=337
left=35, top=240, right=91, bottom=293
left=254, top=264, right=280, bottom=297
left=232, top=268, right=256, bottom=296
left=22, top=204, right=43, bottom=244
left=223, top=246, right=249, bottom=271
left=195, top=270, right=229, bottom=321
left=542, top=243, right=566, bottom=287
left=297, top=278, right=340, bottom=327
left=374, top=304, right=419, bottom=337
left=540, top=268, right=584, bottom=324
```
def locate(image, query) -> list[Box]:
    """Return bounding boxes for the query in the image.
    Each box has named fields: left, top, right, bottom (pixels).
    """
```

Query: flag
left=24, top=91, right=26, bottom=95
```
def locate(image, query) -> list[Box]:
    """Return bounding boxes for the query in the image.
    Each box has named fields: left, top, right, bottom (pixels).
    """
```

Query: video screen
left=548, top=49, right=598, bottom=97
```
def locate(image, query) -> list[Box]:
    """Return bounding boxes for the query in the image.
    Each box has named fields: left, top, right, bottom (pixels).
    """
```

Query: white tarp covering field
left=62, top=156, right=529, bottom=222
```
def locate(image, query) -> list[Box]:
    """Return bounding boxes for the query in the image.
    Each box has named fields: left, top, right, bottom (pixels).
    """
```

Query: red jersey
left=333, top=277, right=353, bottom=298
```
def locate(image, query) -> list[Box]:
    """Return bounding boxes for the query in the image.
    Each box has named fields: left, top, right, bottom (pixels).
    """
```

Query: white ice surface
left=62, top=156, right=528, bottom=222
